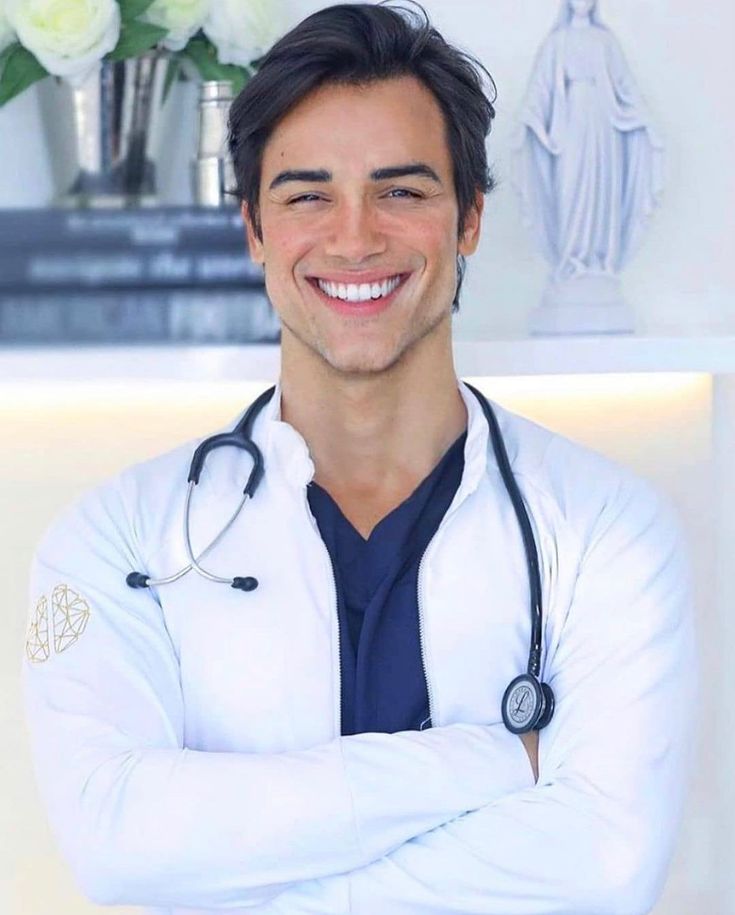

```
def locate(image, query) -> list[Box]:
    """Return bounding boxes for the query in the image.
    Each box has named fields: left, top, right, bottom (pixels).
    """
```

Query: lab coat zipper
left=417, top=539, right=436, bottom=731
left=302, top=486, right=342, bottom=738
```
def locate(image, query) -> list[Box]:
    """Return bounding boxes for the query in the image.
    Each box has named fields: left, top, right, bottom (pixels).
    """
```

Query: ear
left=457, top=191, right=484, bottom=257
left=241, top=201, right=265, bottom=265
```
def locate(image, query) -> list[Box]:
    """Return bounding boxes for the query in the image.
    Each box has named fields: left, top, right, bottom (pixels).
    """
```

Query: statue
left=510, top=0, right=664, bottom=334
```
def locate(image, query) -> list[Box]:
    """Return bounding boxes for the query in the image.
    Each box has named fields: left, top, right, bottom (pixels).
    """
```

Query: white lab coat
left=21, top=379, right=698, bottom=914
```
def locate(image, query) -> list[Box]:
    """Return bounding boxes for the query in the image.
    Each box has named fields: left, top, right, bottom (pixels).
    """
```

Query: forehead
left=261, top=76, right=452, bottom=179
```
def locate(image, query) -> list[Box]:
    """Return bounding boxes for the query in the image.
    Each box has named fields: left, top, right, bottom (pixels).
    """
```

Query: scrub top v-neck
left=307, top=430, right=467, bottom=736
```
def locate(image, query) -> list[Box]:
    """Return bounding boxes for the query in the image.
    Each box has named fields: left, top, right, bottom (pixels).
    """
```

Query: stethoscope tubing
left=132, top=384, right=541, bottom=627
left=125, top=382, right=553, bottom=733
left=131, top=486, right=251, bottom=589
left=463, top=382, right=543, bottom=680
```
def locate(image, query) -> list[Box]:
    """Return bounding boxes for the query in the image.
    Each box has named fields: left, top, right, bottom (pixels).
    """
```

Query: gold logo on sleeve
left=25, top=596, right=50, bottom=663
left=25, top=585, right=91, bottom=663
left=51, top=585, right=91, bottom=654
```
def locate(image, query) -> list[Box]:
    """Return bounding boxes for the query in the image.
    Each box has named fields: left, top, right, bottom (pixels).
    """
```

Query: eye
left=287, top=193, right=323, bottom=205
left=385, top=188, right=422, bottom=199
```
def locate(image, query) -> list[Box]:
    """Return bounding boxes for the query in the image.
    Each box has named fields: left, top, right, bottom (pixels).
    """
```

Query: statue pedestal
left=530, top=273, right=635, bottom=336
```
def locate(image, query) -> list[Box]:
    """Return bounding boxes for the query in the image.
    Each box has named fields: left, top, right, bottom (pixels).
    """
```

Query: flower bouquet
left=0, top=1, right=282, bottom=205
left=0, top=0, right=281, bottom=106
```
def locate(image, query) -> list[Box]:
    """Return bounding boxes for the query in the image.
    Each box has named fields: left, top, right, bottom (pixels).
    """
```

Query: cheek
left=419, top=218, right=459, bottom=265
left=386, top=208, right=458, bottom=266
left=261, top=222, right=313, bottom=273
left=410, top=215, right=446, bottom=245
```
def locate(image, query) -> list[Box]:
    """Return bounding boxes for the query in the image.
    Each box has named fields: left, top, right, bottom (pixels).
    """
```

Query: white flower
left=0, top=0, right=16, bottom=55
left=143, top=0, right=210, bottom=52
left=6, top=0, right=120, bottom=86
left=203, top=0, right=284, bottom=68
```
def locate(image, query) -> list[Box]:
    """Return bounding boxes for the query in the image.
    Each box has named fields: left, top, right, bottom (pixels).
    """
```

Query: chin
left=283, top=308, right=446, bottom=377
left=318, top=343, right=405, bottom=377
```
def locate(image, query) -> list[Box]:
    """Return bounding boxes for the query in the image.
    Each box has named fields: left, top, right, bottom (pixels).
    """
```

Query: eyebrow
left=268, top=163, right=442, bottom=190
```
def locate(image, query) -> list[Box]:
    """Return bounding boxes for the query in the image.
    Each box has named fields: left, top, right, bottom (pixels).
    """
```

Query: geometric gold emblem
left=51, top=584, right=91, bottom=654
left=25, top=595, right=50, bottom=664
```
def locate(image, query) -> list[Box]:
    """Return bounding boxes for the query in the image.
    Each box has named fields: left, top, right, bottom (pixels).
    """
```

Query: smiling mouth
left=307, top=273, right=408, bottom=303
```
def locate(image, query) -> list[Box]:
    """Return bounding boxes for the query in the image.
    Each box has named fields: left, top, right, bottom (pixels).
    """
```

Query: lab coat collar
left=259, top=380, right=316, bottom=489
left=454, top=379, right=493, bottom=504
left=247, top=377, right=493, bottom=503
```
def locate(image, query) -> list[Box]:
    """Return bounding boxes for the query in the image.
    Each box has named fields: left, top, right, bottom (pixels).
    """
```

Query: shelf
left=454, top=335, right=735, bottom=376
left=1, top=335, right=734, bottom=384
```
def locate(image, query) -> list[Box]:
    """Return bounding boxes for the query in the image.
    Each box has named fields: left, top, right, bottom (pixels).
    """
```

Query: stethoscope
left=126, top=383, right=555, bottom=735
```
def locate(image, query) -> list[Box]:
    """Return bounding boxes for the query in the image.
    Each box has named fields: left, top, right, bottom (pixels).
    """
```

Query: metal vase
left=192, top=80, right=238, bottom=208
left=49, top=51, right=170, bottom=208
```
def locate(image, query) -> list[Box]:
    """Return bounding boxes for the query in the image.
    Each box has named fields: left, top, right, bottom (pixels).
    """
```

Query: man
left=22, top=3, right=697, bottom=914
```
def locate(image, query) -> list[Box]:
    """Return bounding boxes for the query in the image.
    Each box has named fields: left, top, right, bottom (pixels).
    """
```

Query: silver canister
left=192, top=80, right=238, bottom=208
left=40, top=51, right=170, bottom=208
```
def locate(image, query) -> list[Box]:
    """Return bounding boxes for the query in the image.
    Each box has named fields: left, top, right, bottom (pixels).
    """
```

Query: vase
left=191, top=80, right=238, bottom=208
left=40, top=51, right=171, bottom=208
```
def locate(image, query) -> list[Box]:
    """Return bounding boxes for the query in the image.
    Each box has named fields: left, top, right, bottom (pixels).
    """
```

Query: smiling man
left=244, top=73, right=476, bottom=542
left=22, top=3, right=697, bottom=914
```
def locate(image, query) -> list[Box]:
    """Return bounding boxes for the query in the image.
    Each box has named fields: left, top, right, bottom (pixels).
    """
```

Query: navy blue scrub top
left=307, top=430, right=467, bottom=736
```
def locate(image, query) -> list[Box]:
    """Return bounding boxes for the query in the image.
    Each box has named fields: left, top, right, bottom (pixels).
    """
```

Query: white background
left=0, top=1, right=733, bottom=913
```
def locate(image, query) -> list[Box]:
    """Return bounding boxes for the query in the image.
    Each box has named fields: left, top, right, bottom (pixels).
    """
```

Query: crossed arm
left=266, top=480, right=697, bottom=915
left=22, top=476, right=696, bottom=914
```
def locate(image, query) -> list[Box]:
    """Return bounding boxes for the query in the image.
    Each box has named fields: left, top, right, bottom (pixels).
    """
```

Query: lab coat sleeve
left=341, top=476, right=699, bottom=915
left=20, top=475, right=535, bottom=910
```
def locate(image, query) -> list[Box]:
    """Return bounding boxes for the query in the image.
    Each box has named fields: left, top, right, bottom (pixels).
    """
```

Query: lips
left=308, top=270, right=408, bottom=285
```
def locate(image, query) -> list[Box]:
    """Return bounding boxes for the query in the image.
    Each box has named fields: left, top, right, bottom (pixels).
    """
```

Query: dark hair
left=227, top=1, right=497, bottom=312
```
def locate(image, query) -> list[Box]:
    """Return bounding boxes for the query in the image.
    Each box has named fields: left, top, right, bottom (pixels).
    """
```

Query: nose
left=323, top=197, right=387, bottom=262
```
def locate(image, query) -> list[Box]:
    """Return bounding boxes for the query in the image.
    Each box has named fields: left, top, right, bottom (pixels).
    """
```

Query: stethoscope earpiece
left=126, top=572, right=150, bottom=589
left=232, top=576, right=259, bottom=592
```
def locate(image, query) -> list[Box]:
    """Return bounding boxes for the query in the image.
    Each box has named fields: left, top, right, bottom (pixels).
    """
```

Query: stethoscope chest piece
left=502, top=673, right=555, bottom=735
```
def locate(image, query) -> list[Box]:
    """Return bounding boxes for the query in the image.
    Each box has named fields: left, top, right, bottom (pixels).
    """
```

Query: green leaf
left=0, top=43, right=14, bottom=73
left=228, top=67, right=249, bottom=96
left=183, top=39, right=250, bottom=95
left=162, top=57, right=181, bottom=104
left=182, top=38, right=221, bottom=79
left=118, top=0, right=158, bottom=21
left=107, top=19, right=168, bottom=60
left=0, top=44, right=48, bottom=108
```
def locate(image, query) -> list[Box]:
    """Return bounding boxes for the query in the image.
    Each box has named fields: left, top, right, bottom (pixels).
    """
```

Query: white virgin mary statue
left=511, top=0, right=664, bottom=334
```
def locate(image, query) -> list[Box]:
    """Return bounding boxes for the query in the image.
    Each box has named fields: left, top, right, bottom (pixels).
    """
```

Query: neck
left=570, top=13, right=591, bottom=28
left=278, top=321, right=467, bottom=498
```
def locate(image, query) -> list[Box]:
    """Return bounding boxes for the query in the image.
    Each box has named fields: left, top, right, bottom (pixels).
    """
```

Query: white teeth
left=316, top=275, right=402, bottom=302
